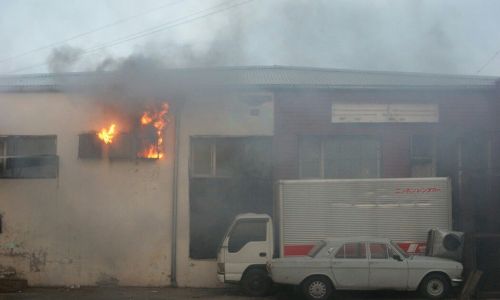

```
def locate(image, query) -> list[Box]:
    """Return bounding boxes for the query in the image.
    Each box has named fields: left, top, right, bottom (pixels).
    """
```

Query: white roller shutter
left=279, top=178, right=451, bottom=247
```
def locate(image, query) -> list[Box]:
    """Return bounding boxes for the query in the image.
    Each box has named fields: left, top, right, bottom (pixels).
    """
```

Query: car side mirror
left=393, top=254, right=403, bottom=261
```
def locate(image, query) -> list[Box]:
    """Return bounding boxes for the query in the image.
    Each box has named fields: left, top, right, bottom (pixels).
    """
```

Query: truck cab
left=217, top=213, right=274, bottom=296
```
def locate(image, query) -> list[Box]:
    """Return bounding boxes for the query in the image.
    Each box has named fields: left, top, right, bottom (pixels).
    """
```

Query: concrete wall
left=175, top=92, right=273, bottom=287
left=0, top=92, right=174, bottom=286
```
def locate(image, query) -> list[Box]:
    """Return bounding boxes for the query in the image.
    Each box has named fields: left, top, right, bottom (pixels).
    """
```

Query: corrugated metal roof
left=0, top=65, right=498, bottom=92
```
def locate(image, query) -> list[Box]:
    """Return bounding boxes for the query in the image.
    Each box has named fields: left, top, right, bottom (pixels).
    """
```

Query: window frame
left=299, top=135, right=381, bottom=179
left=0, top=138, right=6, bottom=174
left=410, top=134, right=437, bottom=177
left=368, top=243, right=390, bottom=259
left=334, top=242, right=367, bottom=259
left=190, top=137, right=244, bottom=178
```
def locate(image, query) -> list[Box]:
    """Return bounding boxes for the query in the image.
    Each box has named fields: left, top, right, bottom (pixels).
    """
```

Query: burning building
left=0, top=66, right=499, bottom=288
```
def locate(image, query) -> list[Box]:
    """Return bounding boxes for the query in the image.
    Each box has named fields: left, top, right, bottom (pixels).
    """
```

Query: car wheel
left=241, top=268, right=272, bottom=297
left=419, top=273, right=450, bottom=299
left=301, top=276, right=333, bottom=300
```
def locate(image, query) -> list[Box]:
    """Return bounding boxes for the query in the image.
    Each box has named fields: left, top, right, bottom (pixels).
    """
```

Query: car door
left=330, top=242, right=369, bottom=289
left=368, top=242, right=408, bottom=290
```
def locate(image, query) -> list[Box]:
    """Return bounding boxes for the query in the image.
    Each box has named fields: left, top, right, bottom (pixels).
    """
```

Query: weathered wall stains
left=0, top=92, right=174, bottom=286
left=0, top=265, right=17, bottom=278
left=95, top=273, right=119, bottom=286
left=29, top=251, right=47, bottom=272
left=0, top=243, right=47, bottom=273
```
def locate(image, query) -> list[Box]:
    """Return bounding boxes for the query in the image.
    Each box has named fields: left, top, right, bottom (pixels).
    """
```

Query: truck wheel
left=301, top=275, right=333, bottom=300
left=419, top=273, right=450, bottom=299
left=241, top=269, right=272, bottom=297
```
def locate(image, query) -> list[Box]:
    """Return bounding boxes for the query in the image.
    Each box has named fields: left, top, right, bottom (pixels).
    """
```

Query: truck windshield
left=308, top=241, right=326, bottom=257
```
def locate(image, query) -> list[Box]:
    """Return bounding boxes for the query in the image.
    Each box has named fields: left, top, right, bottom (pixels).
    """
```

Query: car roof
left=322, top=237, right=392, bottom=245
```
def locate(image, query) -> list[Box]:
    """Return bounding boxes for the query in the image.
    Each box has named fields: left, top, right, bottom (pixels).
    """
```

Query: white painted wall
left=175, top=92, right=274, bottom=287
left=0, top=92, right=174, bottom=286
left=0, top=90, right=273, bottom=288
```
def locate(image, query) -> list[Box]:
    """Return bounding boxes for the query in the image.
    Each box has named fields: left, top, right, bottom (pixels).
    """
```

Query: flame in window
left=97, top=123, right=117, bottom=144
left=138, top=103, right=169, bottom=159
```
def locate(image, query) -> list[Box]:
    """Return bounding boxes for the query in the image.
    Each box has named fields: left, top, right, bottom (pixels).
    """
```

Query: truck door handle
left=259, top=252, right=266, bottom=257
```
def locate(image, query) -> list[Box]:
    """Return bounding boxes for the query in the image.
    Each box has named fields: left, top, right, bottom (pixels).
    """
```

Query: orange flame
left=97, top=123, right=117, bottom=144
left=138, top=103, right=169, bottom=159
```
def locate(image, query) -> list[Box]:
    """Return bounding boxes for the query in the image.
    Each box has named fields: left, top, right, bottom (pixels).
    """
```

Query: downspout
left=170, top=102, right=182, bottom=287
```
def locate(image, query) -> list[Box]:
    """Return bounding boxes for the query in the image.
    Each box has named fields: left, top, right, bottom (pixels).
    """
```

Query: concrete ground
left=0, top=287, right=443, bottom=300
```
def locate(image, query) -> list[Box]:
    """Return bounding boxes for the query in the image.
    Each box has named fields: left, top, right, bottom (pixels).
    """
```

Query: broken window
left=109, top=133, right=138, bottom=159
left=0, top=135, right=58, bottom=178
left=78, top=133, right=103, bottom=159
left=78, top=132, right=153, bottom=160
left=300, top=136, right=380, bottom=179
left=411, top=135, right=436, bottom=177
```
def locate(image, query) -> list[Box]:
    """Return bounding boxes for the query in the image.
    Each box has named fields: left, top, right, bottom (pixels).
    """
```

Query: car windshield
left=308, top=241, right=326, bottom=257
left=390, top=241, right=410, bottom=258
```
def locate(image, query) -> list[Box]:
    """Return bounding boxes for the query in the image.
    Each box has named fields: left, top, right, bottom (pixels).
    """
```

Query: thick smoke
left=47, top=45, right=84, bottom=73
left=43, top=0, right=477, bottom=76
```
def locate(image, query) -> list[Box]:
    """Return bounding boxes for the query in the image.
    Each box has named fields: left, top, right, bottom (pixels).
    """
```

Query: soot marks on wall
left=95, top=273, right=119, bottom=287
left=29, top=251, right=47, bottom=272
left=0, top=244, right=48, bottom=273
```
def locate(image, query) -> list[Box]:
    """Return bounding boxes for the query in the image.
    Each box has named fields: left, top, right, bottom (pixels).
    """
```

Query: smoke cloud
left=39, top=0, right=500, bottom=76
left=47, top=45, right=84, bottom=73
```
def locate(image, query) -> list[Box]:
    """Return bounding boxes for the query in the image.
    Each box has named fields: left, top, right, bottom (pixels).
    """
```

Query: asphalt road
left=0, top=287, right=443, bottom=300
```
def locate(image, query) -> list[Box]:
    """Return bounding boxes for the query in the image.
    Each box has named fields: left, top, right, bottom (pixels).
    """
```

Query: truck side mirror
left=392, top=254, right=403, bottom=261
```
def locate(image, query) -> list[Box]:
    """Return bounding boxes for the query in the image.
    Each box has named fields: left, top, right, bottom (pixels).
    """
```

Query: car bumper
left=451, top=277, right=463, bottom=287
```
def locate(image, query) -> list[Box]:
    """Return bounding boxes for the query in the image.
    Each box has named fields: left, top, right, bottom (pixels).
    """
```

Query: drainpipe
left=170, top=102, right=182, bottom=287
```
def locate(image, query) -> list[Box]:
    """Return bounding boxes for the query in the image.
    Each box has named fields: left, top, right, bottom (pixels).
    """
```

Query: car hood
left=408, top=255, right=462, bottom=267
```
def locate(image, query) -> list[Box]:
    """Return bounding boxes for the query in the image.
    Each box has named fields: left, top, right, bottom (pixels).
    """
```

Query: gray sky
left=1, top=0, right=500, bottom=76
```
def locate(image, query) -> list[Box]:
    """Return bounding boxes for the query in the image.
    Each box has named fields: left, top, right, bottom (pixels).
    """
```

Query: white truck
left=216, top=177, right=452, bottom=296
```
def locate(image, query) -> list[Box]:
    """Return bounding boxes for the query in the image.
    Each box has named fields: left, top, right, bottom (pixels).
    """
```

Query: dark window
left=299, top=137, right=322, bottom=178
left=216, top=140, right=239, bottom=177
left=228, top=219, right=267, bottom=253
left=0, top=135, right=58, bottom=178
left=411, top=135, right=436, bottom=177
left=190, top=138, right=242, bottom=177
left=0, top=139, right=6, bottom=173
left=369, top=243, right=388, bottom=259
left=189, top=137, right=273, bottom=259
left=109, top=133, right=137, bottom=159
left=191, top=139, right=212, bottom=176
left=79, top=132, right=156, bottom=160
left=335, top=242, right=366, bottom=259
left=300, top=136, right=380, bottom=179
left=78, top=133, right=103, bottom=159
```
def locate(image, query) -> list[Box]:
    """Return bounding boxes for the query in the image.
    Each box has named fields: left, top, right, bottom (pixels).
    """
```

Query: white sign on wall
left=332, top=102, right=439, bottom=123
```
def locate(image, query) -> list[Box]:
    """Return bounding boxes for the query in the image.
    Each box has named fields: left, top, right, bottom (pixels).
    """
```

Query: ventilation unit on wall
left=332, top=102, right=439, bottom=123
left=426, top=228, right=464, bottom=262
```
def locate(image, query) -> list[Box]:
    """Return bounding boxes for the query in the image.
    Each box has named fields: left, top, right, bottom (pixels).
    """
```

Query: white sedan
left=269, top=237, right=463, bottom=300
